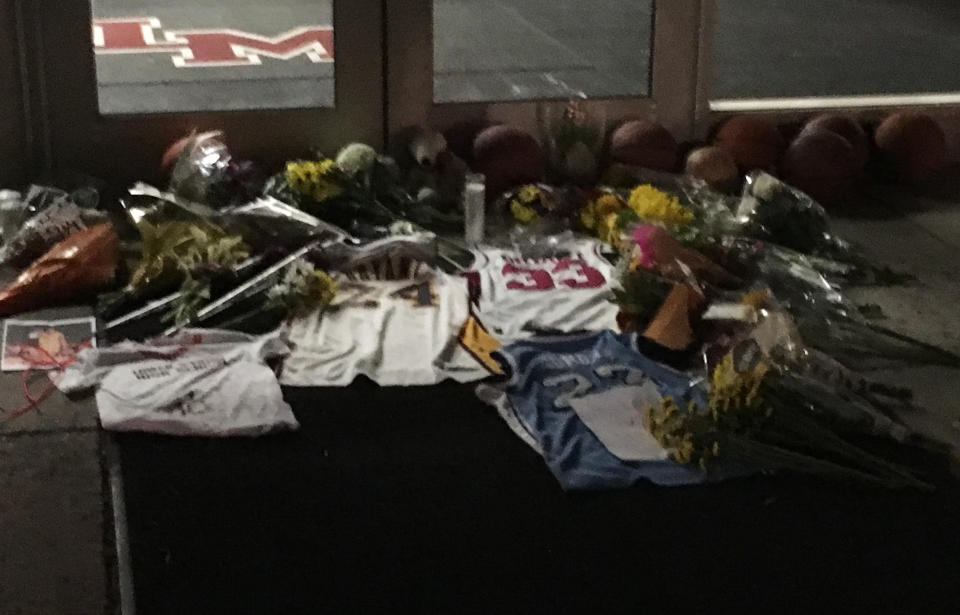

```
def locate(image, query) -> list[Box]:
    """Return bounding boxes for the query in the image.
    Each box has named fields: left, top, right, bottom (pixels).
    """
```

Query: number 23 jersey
left=467, top=239, right=620, bottom=342
left=479, top=330, right=711, bottom=490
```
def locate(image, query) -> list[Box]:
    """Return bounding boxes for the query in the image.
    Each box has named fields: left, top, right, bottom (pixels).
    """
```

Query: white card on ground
left=570, top=384, right=669, bottom=462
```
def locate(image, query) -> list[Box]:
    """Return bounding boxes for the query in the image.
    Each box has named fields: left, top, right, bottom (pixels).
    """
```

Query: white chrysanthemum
left=335, top=143, right=377, bottom=176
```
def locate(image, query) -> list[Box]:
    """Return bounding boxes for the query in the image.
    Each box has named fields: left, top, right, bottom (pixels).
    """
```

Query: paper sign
left=570, top=384, right=669, bottom=462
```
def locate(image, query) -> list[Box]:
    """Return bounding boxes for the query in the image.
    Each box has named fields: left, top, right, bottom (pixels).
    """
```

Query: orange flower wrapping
left=0, top=223, right=120, bottom=317
left=642, top=283, right=705, bottom=351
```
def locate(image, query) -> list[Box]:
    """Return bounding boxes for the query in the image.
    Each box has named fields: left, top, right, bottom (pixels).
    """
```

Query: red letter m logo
left=93, top=18, right=334, bottom=67
left=168, top=27, right=334, bottom=67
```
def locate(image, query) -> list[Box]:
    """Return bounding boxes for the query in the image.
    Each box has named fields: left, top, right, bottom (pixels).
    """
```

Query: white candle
left=463, top=173, right=485, bottom=245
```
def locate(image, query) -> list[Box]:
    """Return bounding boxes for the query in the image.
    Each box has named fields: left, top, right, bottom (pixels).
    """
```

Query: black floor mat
left=116, top=382, right=960, bottom=614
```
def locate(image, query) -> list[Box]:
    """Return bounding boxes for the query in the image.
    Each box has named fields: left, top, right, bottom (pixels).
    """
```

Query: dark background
left=117, top=381, right=960, bottom=614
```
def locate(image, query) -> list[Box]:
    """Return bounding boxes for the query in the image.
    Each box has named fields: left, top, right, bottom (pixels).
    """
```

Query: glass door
left=32, top=0, right=384, bottom=185
left=387, top=0, right=705, bottom=142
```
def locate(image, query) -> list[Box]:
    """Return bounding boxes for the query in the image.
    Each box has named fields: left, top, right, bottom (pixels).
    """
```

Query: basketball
left=684, top=146, right=740, bottom=193
left=472, top=125, right=547, bottom=196
left=445, top=119, right=490, bottom=165
left=713, top=116, right=786, bottom=173
left=781, top=129, right=860, bottom=205
left=608, top=119, right=678, bottom=172
left=802, top=114, right=870, bottom=171
left=874, top=112, right=949, bottom=183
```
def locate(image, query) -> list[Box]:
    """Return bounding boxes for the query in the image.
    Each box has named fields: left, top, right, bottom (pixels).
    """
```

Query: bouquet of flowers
left=274, top=143, right=464, bottom=237
left=98, top=219, right=250, bottom=325
left=210, top=259, right=338, bottom=333
left=737, top=172, right=857, bottom=262
left=624, top=224, right=742, bottom=289
left=645, top=344, right=931, bottom=489
left=277, top=157, right=394, bottom=235
left=580, top=183, right=721, bottom=255
left=700, top=236, right=960, bottom=369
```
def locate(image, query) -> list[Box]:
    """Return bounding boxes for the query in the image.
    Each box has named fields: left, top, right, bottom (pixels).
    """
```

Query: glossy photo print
left=2, top=317, right=97, bottom=371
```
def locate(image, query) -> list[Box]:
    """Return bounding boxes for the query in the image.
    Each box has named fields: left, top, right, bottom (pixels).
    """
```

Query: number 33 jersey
left=280, top=271, right=487, bottom=387
left=467, top=239, right=620, bottom=343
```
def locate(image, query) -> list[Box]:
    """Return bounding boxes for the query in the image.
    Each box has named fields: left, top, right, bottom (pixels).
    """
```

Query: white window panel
left=28, top=0, right=384, bottom=185
left=698, top=0, right=960, bottom=124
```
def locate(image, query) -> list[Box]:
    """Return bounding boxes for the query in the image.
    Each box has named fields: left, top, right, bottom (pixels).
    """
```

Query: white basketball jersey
left=468, top=238, right=620, bottom=343
left=280, top=271, right=487, bottom=387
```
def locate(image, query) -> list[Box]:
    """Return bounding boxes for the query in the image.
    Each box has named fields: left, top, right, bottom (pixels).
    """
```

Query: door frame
left=0, top=1, right=30, bottom=186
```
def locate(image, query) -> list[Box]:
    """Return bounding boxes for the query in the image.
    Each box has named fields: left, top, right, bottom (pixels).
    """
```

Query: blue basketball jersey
left=483, top=330, right=712, bottom=490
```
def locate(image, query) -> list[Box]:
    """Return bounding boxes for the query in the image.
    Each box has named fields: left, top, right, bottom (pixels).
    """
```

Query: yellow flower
left=581, top=193, right=626, bottom=244
left=285, top=159, right=344, bottom=202
left=676, top=438, right=696, bottom=465
left=310, top=269, right=339, bottom=308
left=645, top=396, right=703, bottom=465
left=509, top=185, right=549, bottom=224
left=597, top=212, right=621, bottom=245
left=517, top=185, right=543, bottom=204
left=627, top=185, right=694, bottom=226
left=510, top=200, right=539, bottom=225
left=593, top=193, right=626, bottom=218
left=708, top=353, right=769, bottom=419
left=647, top=354, right=776, bottom=469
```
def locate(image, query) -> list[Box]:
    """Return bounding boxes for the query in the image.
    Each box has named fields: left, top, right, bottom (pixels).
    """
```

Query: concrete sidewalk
left=0, top=307, right=108, bottom=615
